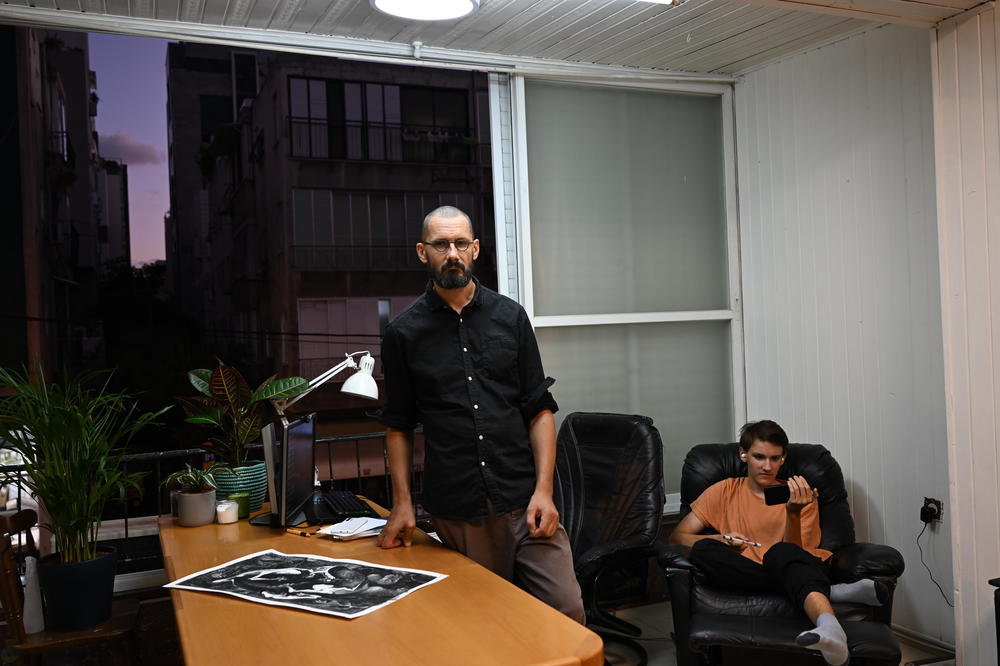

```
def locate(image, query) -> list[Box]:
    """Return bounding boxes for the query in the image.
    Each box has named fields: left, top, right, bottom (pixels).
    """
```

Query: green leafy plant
left=162, top=462, right=230, bottom=493
left=0, top=367, right=169, bottom=563
left=179, top=361, right=308, bottom=468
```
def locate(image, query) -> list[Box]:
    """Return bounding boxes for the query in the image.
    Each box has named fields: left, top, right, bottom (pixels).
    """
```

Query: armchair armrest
left=659, top=543, right=696, bottom=572
left=830, top=542, right=905, bottom=582
left=658, top=544, right=701, bottom=666
left=576, top=534, right=653, bottom=579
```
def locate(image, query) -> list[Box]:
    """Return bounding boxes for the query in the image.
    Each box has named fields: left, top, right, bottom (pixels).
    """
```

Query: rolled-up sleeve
left=376, top=324, right=419, bottom=430
left=516, top=309, right=559, bottom=421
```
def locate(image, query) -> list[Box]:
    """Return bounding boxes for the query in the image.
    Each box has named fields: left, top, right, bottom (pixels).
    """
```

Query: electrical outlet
left=920, top=497, right=943, bottom=523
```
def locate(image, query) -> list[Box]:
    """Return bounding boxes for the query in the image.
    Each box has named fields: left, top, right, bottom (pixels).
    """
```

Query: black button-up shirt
left=377, top=278, right=558, bottom=521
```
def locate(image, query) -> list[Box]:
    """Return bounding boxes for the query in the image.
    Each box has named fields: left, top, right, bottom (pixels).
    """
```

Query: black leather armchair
left=554, top=412, right=665, bottom=665
left=661, top=443, right=905, bottom=666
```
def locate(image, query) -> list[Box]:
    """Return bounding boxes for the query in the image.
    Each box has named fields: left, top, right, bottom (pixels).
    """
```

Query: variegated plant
left=179, top=362, right=308, bottom=467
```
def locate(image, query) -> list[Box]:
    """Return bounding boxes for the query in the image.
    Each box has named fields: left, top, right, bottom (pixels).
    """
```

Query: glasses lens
left=427, top=239, right=472, bottom=253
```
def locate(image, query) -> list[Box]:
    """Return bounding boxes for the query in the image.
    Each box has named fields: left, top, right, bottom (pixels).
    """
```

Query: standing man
left=669, top=420, right=887, bottom=666
left=375, top=206, right=584, bottom=623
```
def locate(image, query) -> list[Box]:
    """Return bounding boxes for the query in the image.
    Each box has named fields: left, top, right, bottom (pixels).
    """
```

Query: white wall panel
left=933, top=7, right=1000, bottom=663
left=736, top=25, right=951, bottom=642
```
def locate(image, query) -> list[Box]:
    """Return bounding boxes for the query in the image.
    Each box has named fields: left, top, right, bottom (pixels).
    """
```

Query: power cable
left=916, top=521, right=954, bottom=607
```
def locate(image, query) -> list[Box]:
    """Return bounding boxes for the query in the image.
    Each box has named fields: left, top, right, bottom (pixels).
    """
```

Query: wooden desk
left=158, top=514, right=604, bottom=666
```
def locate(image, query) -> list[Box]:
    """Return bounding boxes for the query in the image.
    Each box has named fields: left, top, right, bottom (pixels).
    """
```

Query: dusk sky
left=88, top=33, right=170, bottom=266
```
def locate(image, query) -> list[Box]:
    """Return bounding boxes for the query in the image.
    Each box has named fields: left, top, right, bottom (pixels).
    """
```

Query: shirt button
left=467, top=376, right=472, bottom=381
left=478, top=435, right=484, bottom=440
left=480, top=460, right=486, bottom=467
left=463, top=347, right=468, bottom=352
left=473, top=404, right=479, bottom=410
left=459, top=318, right=464, bottom=323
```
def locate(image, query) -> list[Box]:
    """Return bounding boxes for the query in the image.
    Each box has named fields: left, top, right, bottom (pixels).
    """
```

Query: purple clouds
left=99, top=130, right=165, bottom=165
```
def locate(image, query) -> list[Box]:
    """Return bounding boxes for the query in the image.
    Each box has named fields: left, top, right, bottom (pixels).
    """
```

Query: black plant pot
left=38, top=546, right=118, bottom=632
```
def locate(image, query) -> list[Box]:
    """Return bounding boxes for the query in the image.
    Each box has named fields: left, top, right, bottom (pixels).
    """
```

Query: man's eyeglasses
left=422, top=239, right=475, bottom=253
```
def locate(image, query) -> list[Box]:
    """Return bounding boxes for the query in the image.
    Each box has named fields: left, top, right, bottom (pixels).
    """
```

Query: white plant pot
left=175, top=489, right=217, bottom=527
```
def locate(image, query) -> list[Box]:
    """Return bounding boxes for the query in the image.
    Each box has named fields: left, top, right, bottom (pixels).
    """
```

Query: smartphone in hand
left=763, top=483, right=791, bottom=505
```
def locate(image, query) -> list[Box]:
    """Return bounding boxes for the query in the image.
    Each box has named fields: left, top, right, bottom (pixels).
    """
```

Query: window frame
left=505, top=75, right=746, bottom=512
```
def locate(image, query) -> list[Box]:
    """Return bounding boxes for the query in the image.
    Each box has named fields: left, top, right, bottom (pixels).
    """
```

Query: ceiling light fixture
left=370, top=0, right=480, bottom=21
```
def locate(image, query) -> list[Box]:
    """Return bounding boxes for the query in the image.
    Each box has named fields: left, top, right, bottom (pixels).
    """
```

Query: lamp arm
left=272, top=351, right=369, bottom=415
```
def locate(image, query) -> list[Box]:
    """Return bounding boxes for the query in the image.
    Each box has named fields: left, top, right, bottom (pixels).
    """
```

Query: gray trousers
left=433, top=506, right=585, bottom=624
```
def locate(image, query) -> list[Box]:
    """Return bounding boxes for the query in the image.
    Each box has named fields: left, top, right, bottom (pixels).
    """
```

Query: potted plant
left=179, top=361, right=307, bottom=510
left=0, top=366, right=169, bottom=632
left=163, top=462, right=230, bottom=527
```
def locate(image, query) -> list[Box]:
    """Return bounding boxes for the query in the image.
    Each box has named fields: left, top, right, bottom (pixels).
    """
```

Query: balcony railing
left=0, top=429, right=424, bottom=592
left=289, top=119, right=478, bottom=165
left=292, top=243, right=424, bottom=270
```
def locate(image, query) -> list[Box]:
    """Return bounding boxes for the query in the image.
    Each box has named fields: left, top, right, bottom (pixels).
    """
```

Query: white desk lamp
left=271, top=351, right=379, bottom=423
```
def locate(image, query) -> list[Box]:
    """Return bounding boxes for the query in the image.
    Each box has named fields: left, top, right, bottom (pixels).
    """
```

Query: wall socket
left=920, top=497, right=943, bottom=523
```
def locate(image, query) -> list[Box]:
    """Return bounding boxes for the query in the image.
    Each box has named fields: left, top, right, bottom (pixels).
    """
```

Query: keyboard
left=321, top=490, right=379, bottom=518
left=303, top=489, right=379, bottom=524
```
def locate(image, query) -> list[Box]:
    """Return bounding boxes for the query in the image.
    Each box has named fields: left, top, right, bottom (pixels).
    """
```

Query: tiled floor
left=601, top=602, right=955, bottom=666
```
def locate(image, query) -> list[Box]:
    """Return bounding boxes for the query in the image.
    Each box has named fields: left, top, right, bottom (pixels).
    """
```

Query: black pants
left=690, top=539, right=830, bottom=609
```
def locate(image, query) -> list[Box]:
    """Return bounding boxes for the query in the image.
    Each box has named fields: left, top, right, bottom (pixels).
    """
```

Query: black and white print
left=164, top=549, right=447, bottom=618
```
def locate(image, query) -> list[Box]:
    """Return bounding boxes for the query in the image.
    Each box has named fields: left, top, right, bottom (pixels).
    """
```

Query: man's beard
left=430, top=258, right=474, bottom=289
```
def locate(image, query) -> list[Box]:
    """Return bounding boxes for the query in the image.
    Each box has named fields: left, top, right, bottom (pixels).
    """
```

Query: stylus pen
left=723, top=534, right=762, bottom=547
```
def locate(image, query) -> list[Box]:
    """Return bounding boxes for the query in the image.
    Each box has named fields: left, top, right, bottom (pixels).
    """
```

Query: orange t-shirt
left=689, top=477, right=832, bottom=565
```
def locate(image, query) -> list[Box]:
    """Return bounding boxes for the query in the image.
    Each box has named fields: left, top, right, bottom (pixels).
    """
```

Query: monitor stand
left=249, top=512, right=283, bottom=527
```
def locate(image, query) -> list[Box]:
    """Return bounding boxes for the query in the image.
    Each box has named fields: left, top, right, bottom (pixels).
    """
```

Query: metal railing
left=0, top=429, right=420, bottom=579
left=291, top=243, right=425, bottom=270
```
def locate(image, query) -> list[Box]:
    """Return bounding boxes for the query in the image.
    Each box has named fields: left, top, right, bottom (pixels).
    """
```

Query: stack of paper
left=318, top=517, right=387, bottom=541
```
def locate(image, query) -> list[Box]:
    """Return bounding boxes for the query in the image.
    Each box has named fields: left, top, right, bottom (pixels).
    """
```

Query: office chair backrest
left=679, top=443, right=855, bottom=553
left=555, top=412, right=665, bottom=560
left=0, top=509, right=39, bottom=646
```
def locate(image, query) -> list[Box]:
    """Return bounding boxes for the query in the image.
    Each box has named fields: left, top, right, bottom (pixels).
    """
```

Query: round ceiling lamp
left=370, top=0, right=480, bottom=21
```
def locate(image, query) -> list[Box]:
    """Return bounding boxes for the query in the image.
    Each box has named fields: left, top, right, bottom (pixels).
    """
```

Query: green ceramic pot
left=213, top=462, right=268, bottom=511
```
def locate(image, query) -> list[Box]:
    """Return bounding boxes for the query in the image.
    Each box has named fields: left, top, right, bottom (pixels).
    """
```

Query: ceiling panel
left=597, top=4, right=785, bottom=67
left=154, top=0, right=182, bottom=22
left=717, top=15, right=867, bottom=71
left=667, top=10, right=827, bottom=66
left=0, top=0, right=970, bottom=75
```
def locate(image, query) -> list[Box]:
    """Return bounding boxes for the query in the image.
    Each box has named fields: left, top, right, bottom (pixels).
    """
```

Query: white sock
left=829, top=579, right=886, bottom=606
left=796, top=612, right=849, bottom=666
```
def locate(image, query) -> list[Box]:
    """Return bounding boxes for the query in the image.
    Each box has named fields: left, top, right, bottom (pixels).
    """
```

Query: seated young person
left=668, top=420, right=887, bottom=666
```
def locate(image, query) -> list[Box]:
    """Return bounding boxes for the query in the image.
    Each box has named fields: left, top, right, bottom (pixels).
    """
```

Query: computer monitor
left=249, top=413, right=316, bottom=527
left=281, top=412, right=316, bottom=526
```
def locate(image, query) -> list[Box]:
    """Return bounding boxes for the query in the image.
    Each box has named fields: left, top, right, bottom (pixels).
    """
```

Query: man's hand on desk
left=526, top=491, right=559, bottom=539
left=377, top=503, right=416, bottom=549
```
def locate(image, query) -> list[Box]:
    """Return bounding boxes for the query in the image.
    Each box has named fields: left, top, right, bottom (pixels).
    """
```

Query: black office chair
left=661, top=443, right=905, bottom=666
left=554, top=412, right=665, bottom=666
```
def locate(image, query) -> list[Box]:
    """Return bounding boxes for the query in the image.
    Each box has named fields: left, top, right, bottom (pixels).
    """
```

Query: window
left=47, top=81, right=68, bottom=159
left=289, top=78, right=329, bottom=158
left=344, top=82, right=402, bottom=161
left=519, top=80, right=741, bottom=494
left=399, top=87, right=470, bottom=163
left=288, top=77, right=472, bottom=163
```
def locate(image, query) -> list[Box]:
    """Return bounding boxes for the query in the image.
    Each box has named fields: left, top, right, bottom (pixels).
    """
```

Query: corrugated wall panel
left=736, top=25, right=952, bottom=642
left=933, top=7, right=1000, bottom=663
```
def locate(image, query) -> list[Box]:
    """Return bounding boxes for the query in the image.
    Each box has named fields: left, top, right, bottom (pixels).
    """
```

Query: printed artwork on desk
left=164, top=549, right=447, bottom=618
